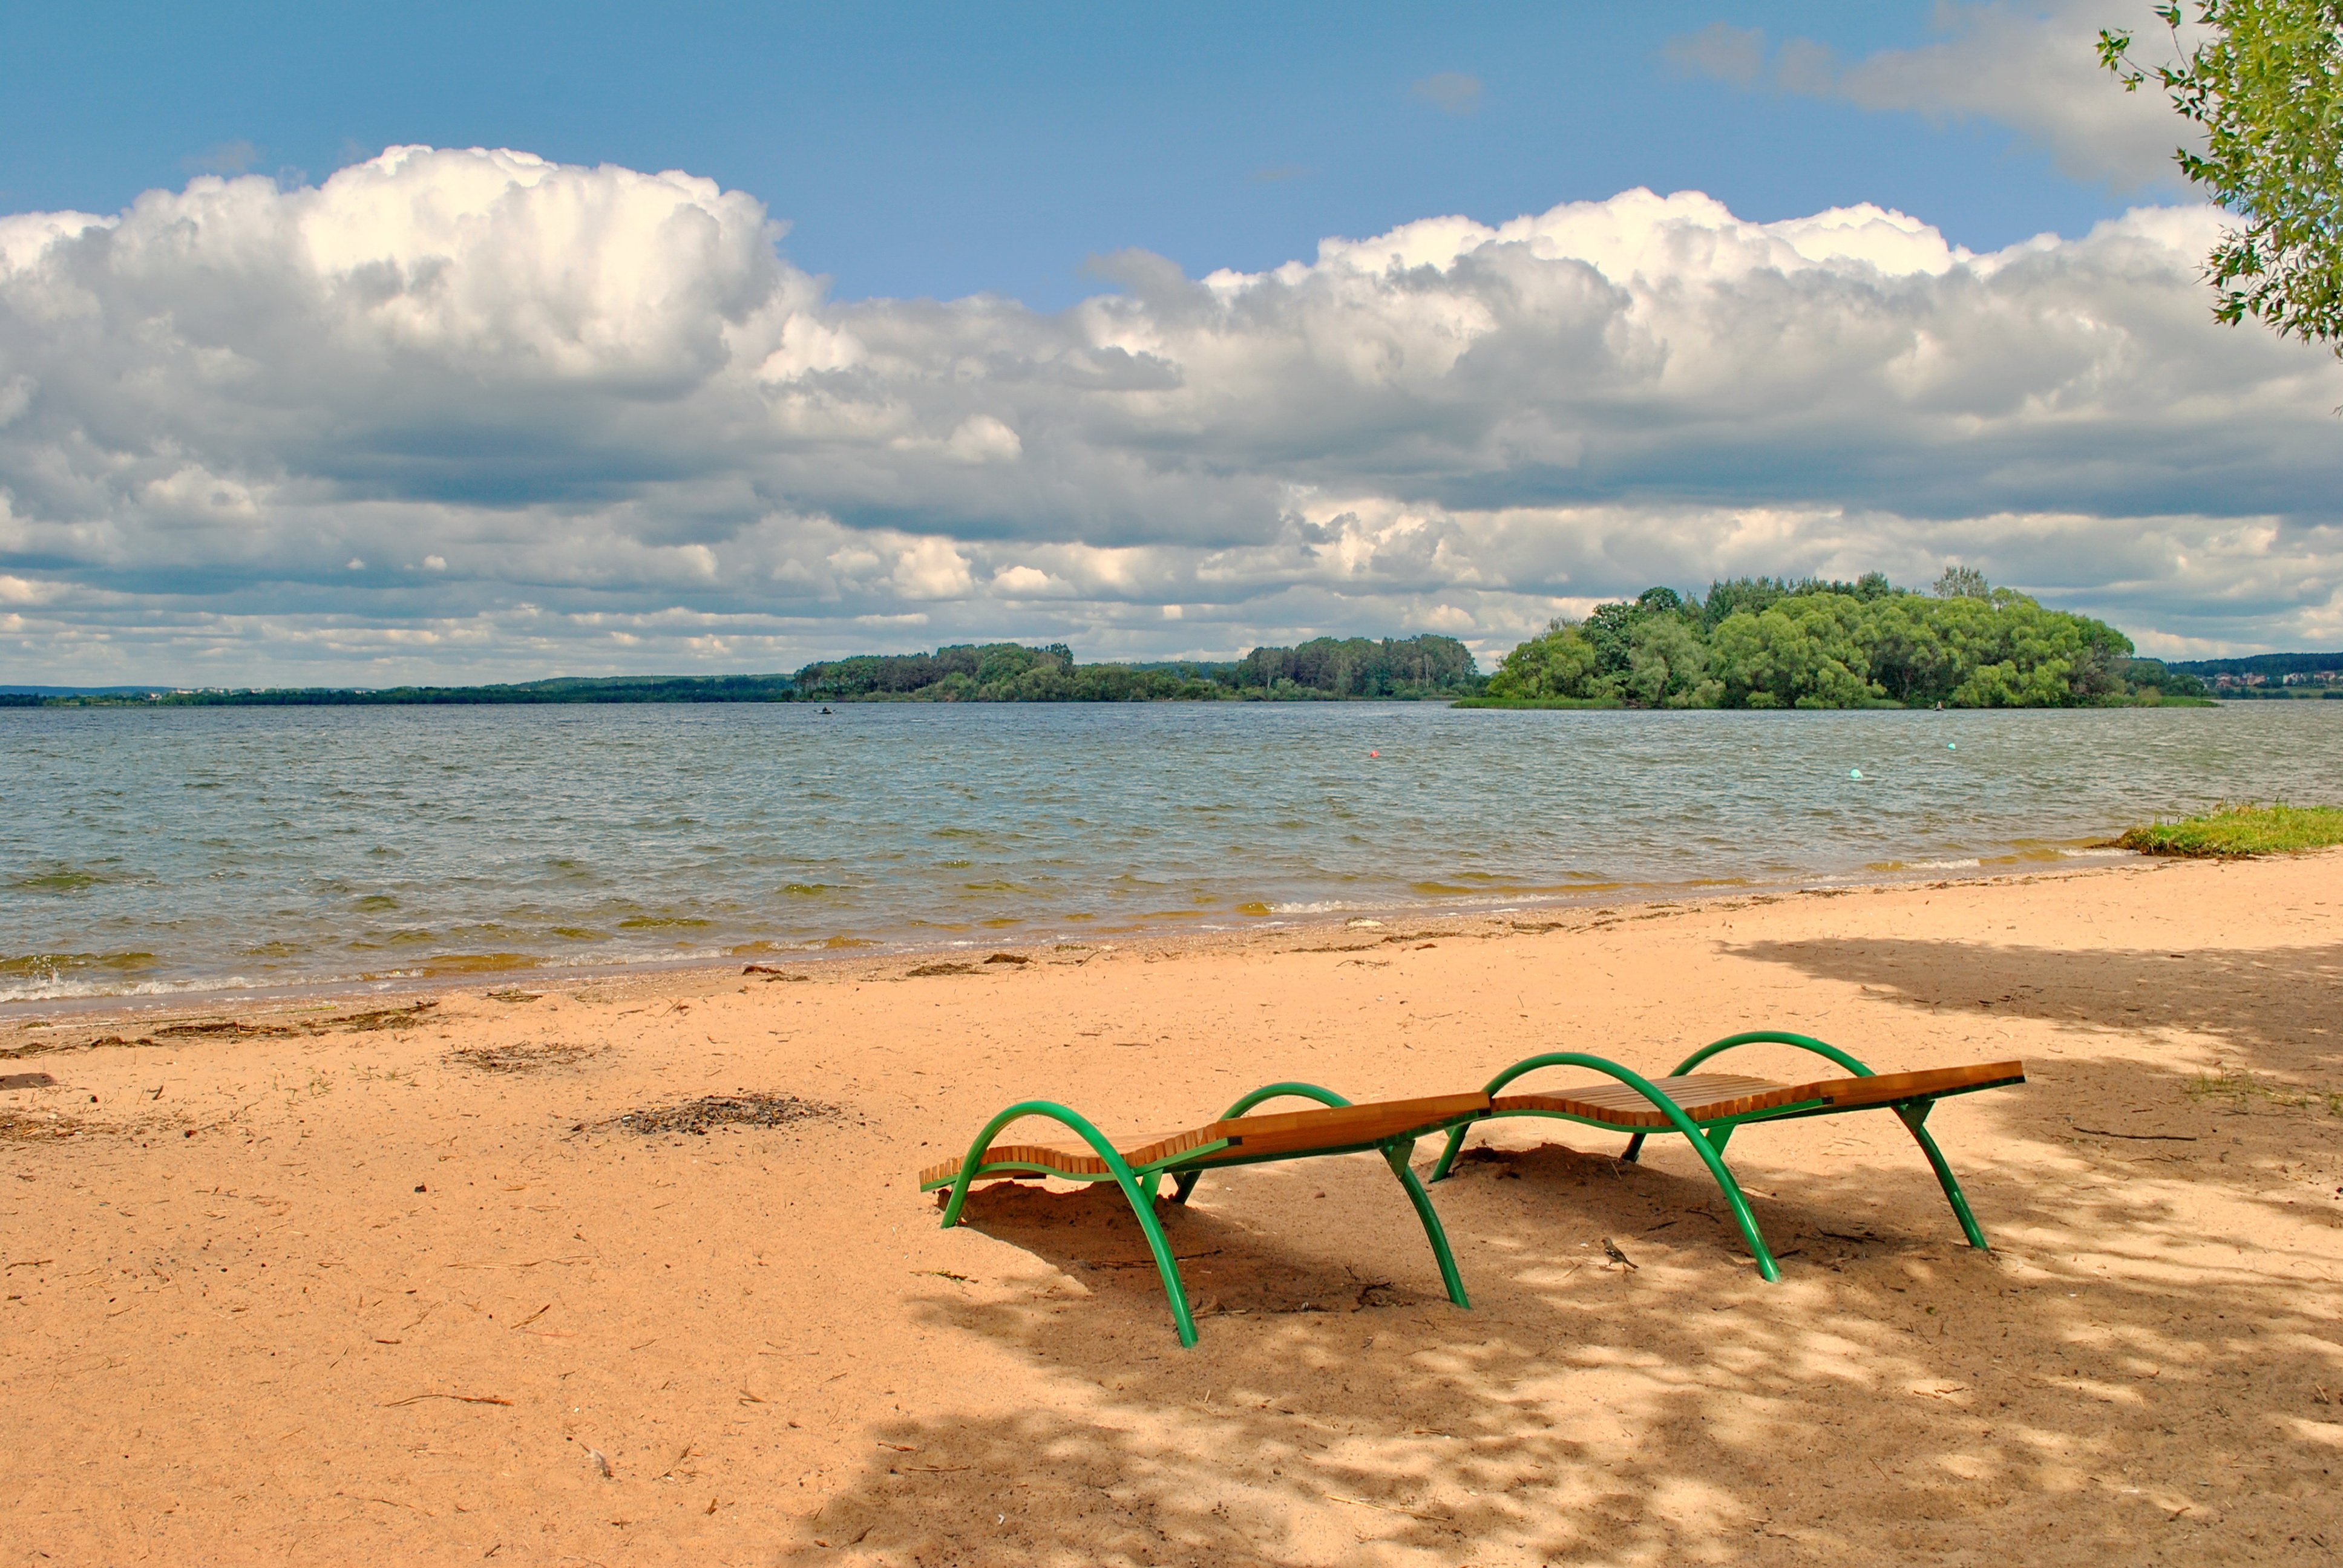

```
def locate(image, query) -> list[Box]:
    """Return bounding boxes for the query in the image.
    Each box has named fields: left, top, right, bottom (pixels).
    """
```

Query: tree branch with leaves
left=2100, top=2, right=2343, bottom=353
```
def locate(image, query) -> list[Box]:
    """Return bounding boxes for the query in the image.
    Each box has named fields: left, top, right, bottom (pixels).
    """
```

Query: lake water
left=4, top=701, right=2338, bottom=1006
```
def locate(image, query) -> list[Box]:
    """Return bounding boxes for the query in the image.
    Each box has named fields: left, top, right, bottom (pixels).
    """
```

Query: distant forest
left=0, top=674, right=803, bottom=708
left=791, top=635, right=1481, bottom=701
left=4, top=635, right=1483, bottom=707
left=11, top=572, right=2307, bottom=711
left=1462, top=570, right=2214, bottom=710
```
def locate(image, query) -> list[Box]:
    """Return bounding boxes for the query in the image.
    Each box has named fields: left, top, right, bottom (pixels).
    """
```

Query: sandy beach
left=3, top=853, right=2338, bottom=1565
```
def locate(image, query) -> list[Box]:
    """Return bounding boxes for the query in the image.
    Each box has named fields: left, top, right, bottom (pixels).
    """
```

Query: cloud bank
left=1, top=143, right=2338, bottom=682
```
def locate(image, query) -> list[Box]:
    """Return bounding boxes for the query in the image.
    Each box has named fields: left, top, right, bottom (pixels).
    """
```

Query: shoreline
left=3, top=850, right=2163, bottom=1044
left=0, top=840, right=2148, bottom=1026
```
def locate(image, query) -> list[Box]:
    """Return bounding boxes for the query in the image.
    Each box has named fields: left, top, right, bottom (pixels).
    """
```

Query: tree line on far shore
left=1465, top=569, right=2210, bottom=710
left=4, top=635, right=1485, bottom=707
left=789, top=635, right=1481, bottom=702
left=5, top=571, right=2227, bottom=709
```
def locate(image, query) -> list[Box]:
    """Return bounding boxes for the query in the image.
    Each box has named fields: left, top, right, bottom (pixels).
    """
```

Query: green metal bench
left=920, top=1083, right=1490, bottom=1345
left=1428, top=1033, right=2025, bottom=1280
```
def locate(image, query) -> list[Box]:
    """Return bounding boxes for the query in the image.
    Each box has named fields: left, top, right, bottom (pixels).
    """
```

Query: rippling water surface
left=4, top=701, right=2337, bottom=1004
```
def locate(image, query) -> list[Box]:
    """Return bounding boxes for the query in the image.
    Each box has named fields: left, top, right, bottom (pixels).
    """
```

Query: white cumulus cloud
left=0, top=143, right=2338, bottom=683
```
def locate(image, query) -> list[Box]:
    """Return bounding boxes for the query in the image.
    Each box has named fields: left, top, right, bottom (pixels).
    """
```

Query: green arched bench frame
left=929, top=1081, right=1476, bottom=1347
left=1427, top=1031, right=2006, bottom=1280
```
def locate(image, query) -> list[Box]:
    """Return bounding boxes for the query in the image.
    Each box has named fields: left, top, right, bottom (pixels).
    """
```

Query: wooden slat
left=918, top=1092, right=1492, bottom=1187
left=1493, top=1060, right=2026, bottom=1129
left=1194, top=1093, right=1492, bottom=1163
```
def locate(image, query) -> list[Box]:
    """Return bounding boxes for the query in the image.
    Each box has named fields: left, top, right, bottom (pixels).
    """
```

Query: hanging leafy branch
left=2100, top=2, right=2343, bottom=353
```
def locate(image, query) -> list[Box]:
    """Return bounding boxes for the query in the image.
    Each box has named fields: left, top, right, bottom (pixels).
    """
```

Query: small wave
left=2057, top=847, right=2132, bottom=858
left=1, top=950, right=160, bottom=978
left=0, top=972, right=266, bottom=1004
left=419, top=953, right=542, bottom=976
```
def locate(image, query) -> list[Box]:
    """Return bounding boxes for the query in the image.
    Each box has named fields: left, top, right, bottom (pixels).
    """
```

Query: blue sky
left=2, top=2, right=2339, bottom=682
left=5, top=2, right=2164, bottom=307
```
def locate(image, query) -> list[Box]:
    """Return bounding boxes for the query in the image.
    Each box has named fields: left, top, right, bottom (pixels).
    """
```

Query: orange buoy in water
left=1369, top=750, right=1380, bottom=758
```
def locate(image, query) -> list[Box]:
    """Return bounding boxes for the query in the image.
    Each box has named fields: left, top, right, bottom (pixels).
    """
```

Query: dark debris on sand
left=445, top=1041, right=601, bottom=1074
left=1, top=1001, right=440, bottom=1062
left=585, top=1093, right=845, bottom=1138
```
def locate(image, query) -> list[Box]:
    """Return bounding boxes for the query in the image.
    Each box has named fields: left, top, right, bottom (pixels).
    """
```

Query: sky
left=2, top=1, right=2339, bottom=683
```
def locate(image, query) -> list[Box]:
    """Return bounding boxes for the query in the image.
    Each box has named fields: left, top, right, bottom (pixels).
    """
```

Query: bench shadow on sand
left=794, top=940, right=2342, bottom=1565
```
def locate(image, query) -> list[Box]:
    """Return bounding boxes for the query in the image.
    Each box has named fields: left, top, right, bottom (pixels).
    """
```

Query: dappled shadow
left=1728, top=936, right=2343, bottom=1081
left=948, top=1170, right=1467, bottom=1324
left=791, top=936, right=2343, bottom=1563
left=793, top=1088, right=2343, bottom=1566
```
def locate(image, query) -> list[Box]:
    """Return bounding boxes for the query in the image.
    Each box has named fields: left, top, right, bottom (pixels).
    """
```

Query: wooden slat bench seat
left=1491, top=1061, right=2026, bottom=1128
left=918, top=1092, right=1492, bottom=1189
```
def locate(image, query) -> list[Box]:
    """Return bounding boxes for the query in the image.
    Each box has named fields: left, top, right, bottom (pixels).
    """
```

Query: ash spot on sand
left=585, top=1093, right=845, bottom=1138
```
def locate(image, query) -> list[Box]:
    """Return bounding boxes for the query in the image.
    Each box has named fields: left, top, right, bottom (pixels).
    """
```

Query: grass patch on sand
left=2116, top=802, right=2343, bottom=858
left=2187, top=1069, right=2343, bottom=1118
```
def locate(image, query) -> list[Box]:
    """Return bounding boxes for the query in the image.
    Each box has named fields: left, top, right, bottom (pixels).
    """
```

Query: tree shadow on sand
left=1724, top=935, right=2342, bottom=1083
left=794, top=1022, right=2343, bottom=1568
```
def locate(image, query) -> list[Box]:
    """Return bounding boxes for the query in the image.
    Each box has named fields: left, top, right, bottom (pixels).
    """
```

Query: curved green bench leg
left=1674, top=1030, right=1991, bottom=1250
left=1429, top=1051, right=1780, bottom=1281
left=1384, top=1140, right=1470, bottom=1307
left=1622, top=1033, right=1867, bottom=1165
left=1666, top=1029, right=1878, bottom=1082
left=1896, top=1103, right=1990, bottom=1250
left=1429, top=1120, right=1473, bottom=1183
left=1177, top=1080, right=1470, bottom=1308
left=937, top=1099, right=1199, bottom=1347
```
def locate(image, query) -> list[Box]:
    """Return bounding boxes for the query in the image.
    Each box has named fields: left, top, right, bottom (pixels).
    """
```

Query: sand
left=3, top=854, right=2339, bottom=1565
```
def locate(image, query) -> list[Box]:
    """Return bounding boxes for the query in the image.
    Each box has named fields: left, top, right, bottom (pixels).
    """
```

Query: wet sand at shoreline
left=3, top=854, right=2339, bottom=1564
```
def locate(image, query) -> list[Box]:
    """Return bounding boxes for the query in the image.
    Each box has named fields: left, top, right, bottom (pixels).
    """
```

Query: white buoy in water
left=1849, top=768, right=1864, bottom=780
left=1947, top=742, right=1956, bottom=750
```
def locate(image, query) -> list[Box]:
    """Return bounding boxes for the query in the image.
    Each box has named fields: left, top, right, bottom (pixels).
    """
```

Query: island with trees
left=1457, top=569, right=2211, bottom=709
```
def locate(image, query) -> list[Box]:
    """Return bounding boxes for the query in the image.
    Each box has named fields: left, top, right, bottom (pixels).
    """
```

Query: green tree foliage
left=791, top=635, right=1480, bottom=702
left=1478, top=573, right=2206, bottom=709
left=1226, top=635, right=1481, bottom=698
left=1933, top=564, right=1991, bottom=599
left=2101, top=3, right=2343, bottom=354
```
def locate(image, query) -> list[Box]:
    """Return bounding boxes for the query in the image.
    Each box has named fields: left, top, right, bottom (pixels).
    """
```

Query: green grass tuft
left=2186, top=1069, right=2343, bottom=1118
left=2117, top=802, right=2343, bottom=858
